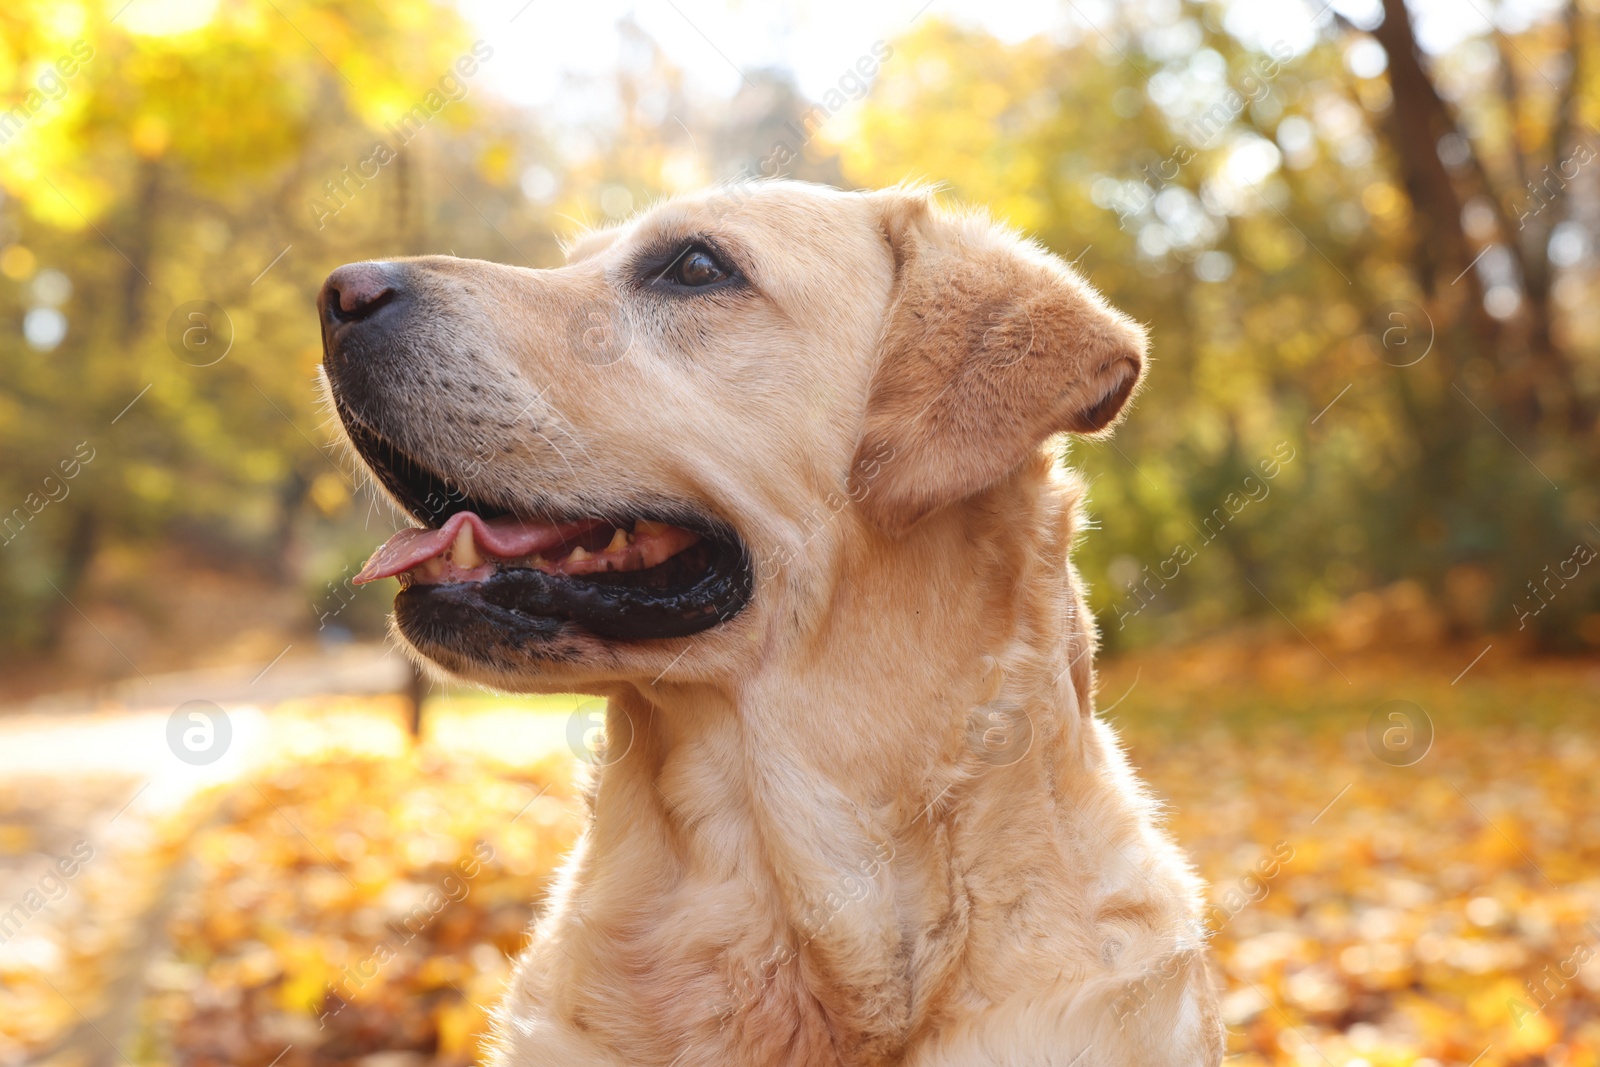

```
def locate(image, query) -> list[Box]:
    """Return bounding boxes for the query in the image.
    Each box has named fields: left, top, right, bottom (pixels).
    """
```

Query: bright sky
left=454, top=0, right=1570, bottom=112
left=116, top=0, right=1572, bottom=114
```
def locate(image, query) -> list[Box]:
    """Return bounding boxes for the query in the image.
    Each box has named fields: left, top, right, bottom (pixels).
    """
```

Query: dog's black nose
left=319, top=262, right=409, bottom=411
left=320, top=262, right=397, bottom=327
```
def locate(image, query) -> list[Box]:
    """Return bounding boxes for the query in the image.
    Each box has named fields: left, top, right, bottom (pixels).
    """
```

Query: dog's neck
left=614, top=455, right=1095, bottom=850
left=561, top=455, right=1178, bottom=1063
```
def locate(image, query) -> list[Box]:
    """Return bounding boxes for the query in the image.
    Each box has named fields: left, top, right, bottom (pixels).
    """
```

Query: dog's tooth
left=606, top=528, right=629, bottom=553
left=568, top=545, right=591, bottom=562
left=419, top=558, right=445, bottom=581
left=454, top=523, right=482, bottom=568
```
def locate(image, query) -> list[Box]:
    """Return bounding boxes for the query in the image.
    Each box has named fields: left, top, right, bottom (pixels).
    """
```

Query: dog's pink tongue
left=353, top=512, right=604, bottom=585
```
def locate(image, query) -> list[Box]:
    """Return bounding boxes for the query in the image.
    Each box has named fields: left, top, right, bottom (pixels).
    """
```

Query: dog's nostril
left=322, top=262, right=398, bottom=325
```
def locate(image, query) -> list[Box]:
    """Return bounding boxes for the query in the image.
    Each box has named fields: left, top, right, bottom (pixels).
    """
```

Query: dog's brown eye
left=672, top=247, right=728, bottom=287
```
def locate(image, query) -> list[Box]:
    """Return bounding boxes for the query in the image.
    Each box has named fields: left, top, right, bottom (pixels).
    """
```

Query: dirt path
left=0, top=643, right=416, bottom=1067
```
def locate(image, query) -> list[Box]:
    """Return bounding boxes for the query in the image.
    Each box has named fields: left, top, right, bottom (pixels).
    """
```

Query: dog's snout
left=320, top=262, right=399, bottom=327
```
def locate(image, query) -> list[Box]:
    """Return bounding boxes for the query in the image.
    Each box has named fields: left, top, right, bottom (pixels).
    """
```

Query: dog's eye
left=668, top=246, right=730, bottom=288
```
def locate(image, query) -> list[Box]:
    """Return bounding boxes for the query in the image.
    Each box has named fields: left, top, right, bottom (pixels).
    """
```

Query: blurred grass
left=4, top=647, right=1598, bottom=1066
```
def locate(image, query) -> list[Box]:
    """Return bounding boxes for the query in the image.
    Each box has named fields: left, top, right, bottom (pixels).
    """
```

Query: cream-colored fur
left=330, top=181, right=1223, bottom=1065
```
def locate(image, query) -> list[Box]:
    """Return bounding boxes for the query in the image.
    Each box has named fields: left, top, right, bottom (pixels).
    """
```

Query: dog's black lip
left=390, top=521, right=754, bottom=645
left=396, top=536, right=753, bottom=643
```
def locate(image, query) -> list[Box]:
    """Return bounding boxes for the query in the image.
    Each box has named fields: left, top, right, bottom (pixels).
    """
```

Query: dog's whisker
left=531, top=429, right=578, bottom=479
left=542, top=418, right=596, bottom=466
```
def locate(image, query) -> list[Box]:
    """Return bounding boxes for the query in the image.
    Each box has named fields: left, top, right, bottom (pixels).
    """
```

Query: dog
left=318, top=180, right=1223, bottom=1066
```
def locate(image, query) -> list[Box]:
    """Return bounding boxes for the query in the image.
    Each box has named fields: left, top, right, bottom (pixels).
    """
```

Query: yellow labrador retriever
left=318, top=181, right=1222, bottom=1066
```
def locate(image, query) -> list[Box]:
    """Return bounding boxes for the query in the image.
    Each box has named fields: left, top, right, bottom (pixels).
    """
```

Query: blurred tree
left=0, top=0, right=564, bottom=658
left=2, top=0, right=1596, bottom=679
left=836, top=1, right=1599, bottom=650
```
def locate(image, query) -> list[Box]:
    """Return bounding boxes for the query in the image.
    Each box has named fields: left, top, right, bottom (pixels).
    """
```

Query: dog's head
left=318, top=181, right=1144, bottom=691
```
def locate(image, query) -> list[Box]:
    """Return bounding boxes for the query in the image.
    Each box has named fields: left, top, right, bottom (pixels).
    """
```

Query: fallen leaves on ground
left=143, top=746, right=580, bottom=1067
left=1102, top=644, right=1600, bottom=1065
left=6, top=649, right=1600, bottom=1065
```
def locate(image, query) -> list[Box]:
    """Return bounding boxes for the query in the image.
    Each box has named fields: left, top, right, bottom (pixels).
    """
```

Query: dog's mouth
left=340, top=406, right=752, bottom=644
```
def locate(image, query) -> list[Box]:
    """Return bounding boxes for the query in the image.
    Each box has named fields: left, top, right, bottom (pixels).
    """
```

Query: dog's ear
left=848, top=188, right=1147, bottom=536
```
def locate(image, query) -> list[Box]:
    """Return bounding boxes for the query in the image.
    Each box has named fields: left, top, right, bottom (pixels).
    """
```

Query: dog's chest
left=592, top=863, right=919, bottom=1067
left=718, top=950, right=923, bottom=1067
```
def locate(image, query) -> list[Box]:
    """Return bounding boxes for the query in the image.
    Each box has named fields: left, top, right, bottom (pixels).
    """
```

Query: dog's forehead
left=566, top=183, right=876, bottom=269
left=563, top=225, right=625, bottom=264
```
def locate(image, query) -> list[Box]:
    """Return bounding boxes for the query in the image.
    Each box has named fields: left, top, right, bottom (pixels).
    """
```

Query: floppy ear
left=848, top=189, right=1147, bottom=536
